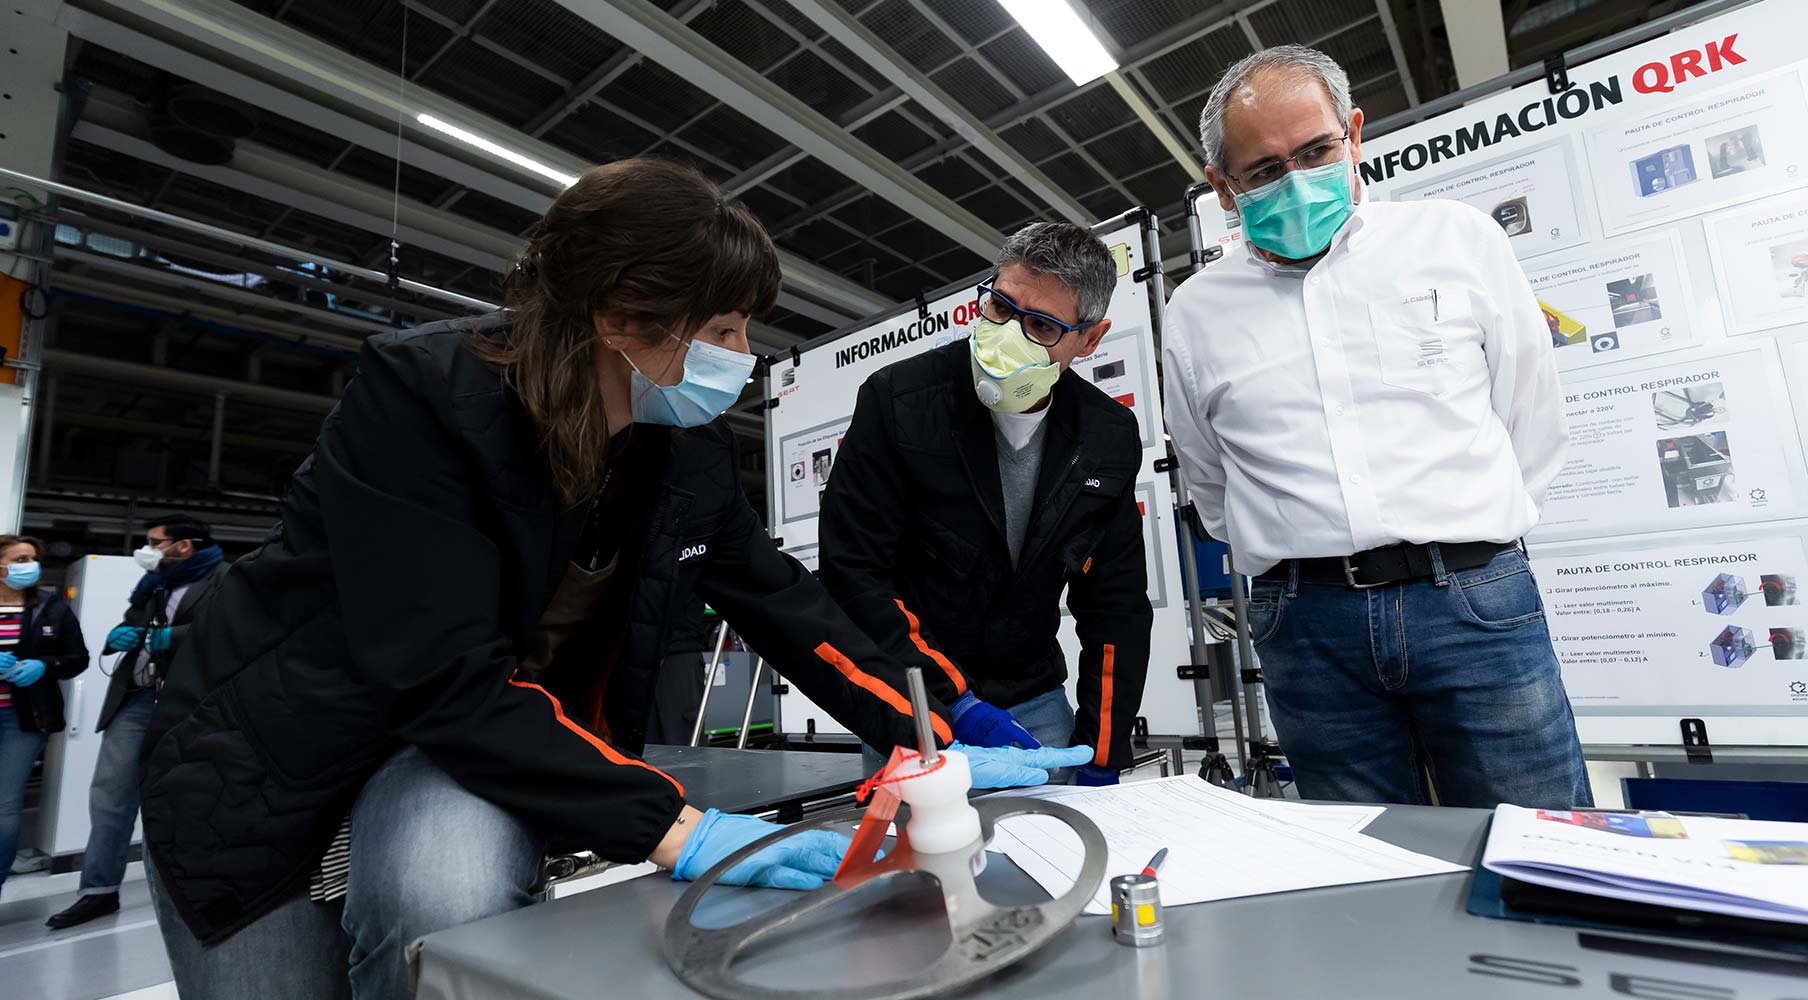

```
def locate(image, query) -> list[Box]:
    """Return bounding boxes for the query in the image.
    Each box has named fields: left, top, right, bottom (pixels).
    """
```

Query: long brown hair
left=473, top=158, right=781, bottom=504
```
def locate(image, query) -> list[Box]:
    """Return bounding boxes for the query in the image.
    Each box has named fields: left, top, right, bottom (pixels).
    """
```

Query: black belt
left=1257, top=540, right=1516, bottom=589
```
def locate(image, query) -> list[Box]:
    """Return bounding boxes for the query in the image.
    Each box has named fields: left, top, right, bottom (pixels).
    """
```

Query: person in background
left=819, top=222, right=1152, bottom=784
left=1162, top=44, right=1588, bottom=809
left=645, top=602, right=714, bottom=745
left=45, top=515, right=227, bottom=929
left=0, top=535, right=88, bottom=899
left=137, top=159, right=1086, bottom=1000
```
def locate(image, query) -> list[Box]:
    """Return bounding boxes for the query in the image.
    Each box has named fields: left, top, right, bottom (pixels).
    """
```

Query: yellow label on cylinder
left=1110, top=903, right=1120, bottom=922
left=1136, top=904, right=1156, bottom=926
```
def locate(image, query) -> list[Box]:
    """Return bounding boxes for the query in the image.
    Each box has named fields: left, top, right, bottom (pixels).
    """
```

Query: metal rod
left=1227, top=551, right=1268, bottom=755
left=207, top=392, right=226, bottom=488
left=0, top=166, right=497, bottom=312
left=905, top=666, right=937, bottom=766
left=689, top=620, right=730, bottom=747
left=735, top=655, right=765, bottom=750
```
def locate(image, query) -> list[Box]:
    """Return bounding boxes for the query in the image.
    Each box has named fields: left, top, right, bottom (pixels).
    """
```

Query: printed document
left=988, top=777, right=1465, bottom=915
left=1483, top=804, right=1808, bottom=924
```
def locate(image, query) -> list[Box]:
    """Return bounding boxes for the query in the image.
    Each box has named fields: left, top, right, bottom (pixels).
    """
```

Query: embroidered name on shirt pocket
left=1367, top=289, right=1473, bottom=399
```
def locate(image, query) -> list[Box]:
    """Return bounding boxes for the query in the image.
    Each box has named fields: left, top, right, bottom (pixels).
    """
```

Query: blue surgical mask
left=5, top=562, right=40, bottom=590
left=625, top=337, right=757, bottom=428
left=1232, top=160, right=1354, bottom=261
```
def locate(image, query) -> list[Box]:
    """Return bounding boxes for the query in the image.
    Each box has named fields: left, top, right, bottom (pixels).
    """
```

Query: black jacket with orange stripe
left=818, top=341, right=1152, bottom=770
left=139, top=317, right=948, bottom=946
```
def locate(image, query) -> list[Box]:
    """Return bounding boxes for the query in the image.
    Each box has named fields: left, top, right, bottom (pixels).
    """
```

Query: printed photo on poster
left=1531, top=536, right=1808, bottom=710
left=778, top=418, right=850, bottom=524
left=1392, top=140, right=1589, bottom=259
left=1534, top=349, right=1799, bottom=541
left=1587, top=69, right=1808, bottom=236
left=1523, top=231, right=1696, bottom=370
left=1705, top=189, right=1808, bottom=335
left=1079, top=327, right=1156, bottom=447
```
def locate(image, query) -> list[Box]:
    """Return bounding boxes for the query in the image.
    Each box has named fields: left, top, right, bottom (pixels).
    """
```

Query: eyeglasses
left=1228, top=133, right=1350, bottom=189
left=976, top=282, right=1095, bottom=348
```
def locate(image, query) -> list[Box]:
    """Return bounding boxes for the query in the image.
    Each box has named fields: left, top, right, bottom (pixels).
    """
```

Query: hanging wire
left=386, top=2, right=409, bottom=291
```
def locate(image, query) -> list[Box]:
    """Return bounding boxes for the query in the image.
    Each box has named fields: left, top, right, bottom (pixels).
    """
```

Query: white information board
left=1186, top=0, right=1808, bottom=747
left=765, top=215, right=1199, bottom=738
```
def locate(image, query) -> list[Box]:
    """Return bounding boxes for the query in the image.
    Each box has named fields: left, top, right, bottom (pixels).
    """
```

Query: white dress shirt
left=1162, top=199, right=1567, bottom=575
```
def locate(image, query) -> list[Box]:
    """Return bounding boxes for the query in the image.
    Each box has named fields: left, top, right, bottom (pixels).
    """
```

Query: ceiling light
left=998, top=0, right=1119, bottom=87
left=416, top=113, right=578, bottom=188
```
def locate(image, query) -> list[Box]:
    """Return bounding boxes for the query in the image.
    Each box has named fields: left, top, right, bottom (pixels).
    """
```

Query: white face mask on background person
left=134, top=545, right=165, bottom=572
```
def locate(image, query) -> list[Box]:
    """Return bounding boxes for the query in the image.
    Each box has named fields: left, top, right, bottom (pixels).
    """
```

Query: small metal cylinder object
left=1110, top=873, right=1164, bottom=947
left=905, top=666, right=938, bottom=766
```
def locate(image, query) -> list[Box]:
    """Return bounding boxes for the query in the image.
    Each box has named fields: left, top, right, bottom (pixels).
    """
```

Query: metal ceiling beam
left=62, top=217, right=462, bottom=322
left=73, top=115, right=518, bottom=274
left=1103, top=72, right=1206, bottom=183
left=552, top=0, right=1004, bottom=259
left=60, top=0, right=892, bottom=322
left=52, top=271, right=366, bottom=353
left=53, top=249, right=380, bottom=341
left=1374, top=0, right=1422, bottom=106
left=0, top=165, right=495, bottom=312
left=43, top=349, right=340, bottom=413
left=50, top=410, right=316, bottom=454
left=778, top=0, right=1089, bottom=225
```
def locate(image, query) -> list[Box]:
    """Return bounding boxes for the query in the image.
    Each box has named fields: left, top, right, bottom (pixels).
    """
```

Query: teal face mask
left=1231, top=160, right=1354, bottom=261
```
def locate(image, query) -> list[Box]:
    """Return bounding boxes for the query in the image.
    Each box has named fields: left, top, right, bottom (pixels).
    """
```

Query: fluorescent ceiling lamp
left=416, top=113, right=578, bottom=188
left=998, top=0, right=1119, bottom=87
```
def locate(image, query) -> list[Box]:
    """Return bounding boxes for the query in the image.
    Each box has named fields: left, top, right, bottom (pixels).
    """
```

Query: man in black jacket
left=820, top=222, right=1153, bottom=782
left=46, top=514, right=227, bottom=929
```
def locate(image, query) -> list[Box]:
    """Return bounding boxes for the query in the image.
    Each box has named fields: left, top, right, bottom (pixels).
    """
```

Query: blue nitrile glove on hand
left=671, top=808, right=852, bottom=890
left=105, top=626, right=145, bottom=652
left=954, top=743, right=1094, bottom=789
left=0, top=652, right=14, bottom=672
left=0, top=659, right=45, bottom=687
left=149, top=627, right=173, bottom=653
left=950, top=691, right=1042, bottom=749
left=1074, top=764, right=1119, bottom=786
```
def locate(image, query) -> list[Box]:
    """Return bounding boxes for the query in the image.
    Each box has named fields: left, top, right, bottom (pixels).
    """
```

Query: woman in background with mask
left=0, top=534, right=88, bottom=899
left=138, top=158, right=1071, bottom=1000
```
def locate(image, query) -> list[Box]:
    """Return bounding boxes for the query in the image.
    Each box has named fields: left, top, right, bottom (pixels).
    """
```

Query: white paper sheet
left=987, top=778, right=1465, bottom=915
left=1483, top=804, right=1808, bottom=924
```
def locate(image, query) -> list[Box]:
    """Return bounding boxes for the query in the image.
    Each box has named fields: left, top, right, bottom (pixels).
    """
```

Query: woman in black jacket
left=0, top=534, right=89, bottom=898
left=141, top=158, right=1085, bottom=1000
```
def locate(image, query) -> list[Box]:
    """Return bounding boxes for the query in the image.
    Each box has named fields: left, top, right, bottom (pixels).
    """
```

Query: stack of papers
left=987, top=777, right=1466, bottom=915
left=1483, top=804, right=1808, bottom=925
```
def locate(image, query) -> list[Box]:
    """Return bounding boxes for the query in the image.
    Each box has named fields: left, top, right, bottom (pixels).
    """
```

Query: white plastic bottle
left=891, top=748, right=982, bottom=855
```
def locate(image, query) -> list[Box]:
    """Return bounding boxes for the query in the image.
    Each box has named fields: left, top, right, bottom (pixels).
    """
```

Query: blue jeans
left=79, top=685, right=157, bottom=895
left=147, top=746, right=545, bottom=1000
left=0, top=707, right=47, bottom=894
left=861, top=687, right=1077, bottom=774
left=1246, top=546, right=1592, bottom=809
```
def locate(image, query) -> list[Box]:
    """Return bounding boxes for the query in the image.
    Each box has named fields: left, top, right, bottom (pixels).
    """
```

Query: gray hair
left=1199, top=44, right=1353, bottom=172
left=993, top=222, right=1116, bottom=326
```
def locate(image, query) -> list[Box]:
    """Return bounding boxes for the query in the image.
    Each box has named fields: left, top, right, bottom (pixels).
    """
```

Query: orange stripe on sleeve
left=1094, top=644, right=1115, bottom=767
left=508, top=678, right=684, bottom=797
left=894, top=599, right=967, bottom=695
left=813, top=641, right=953, bottom=744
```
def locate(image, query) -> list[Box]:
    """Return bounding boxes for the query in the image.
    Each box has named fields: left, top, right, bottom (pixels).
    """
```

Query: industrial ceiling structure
left=17, top=0, right=1713, bottom=546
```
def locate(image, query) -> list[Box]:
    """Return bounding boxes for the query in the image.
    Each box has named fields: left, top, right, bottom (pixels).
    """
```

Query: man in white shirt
left=1162, top=44, right=1590, bottom=809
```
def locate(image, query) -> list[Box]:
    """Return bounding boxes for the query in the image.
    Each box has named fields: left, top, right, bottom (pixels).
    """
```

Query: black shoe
left=46, top=892, right=119, bottom=929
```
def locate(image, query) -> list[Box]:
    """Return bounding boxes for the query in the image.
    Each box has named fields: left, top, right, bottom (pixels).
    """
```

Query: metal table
left=639, top=745, right=866, bottom=820
left=418, top=800, right=1807, bottom=999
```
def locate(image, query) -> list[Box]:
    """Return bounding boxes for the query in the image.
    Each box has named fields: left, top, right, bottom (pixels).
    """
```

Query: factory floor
left=0, top=865, right=171, bottom=1000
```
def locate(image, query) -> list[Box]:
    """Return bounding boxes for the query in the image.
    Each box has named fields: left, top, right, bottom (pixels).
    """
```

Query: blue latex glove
left=106, top=626, right=145, bottom=652
left=149, top=627, right=173, bottom=653
left=950, top=691, right=1041, bottom=749
left=0, top=651, right=14, bottom=672
left=954, top=743, right=1093, bottom=789
left=1, top=659, right=45, bottom=687
left=671, top=808, right=851, bottom=890
left=1074, top=764, right=1119, bottom=786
